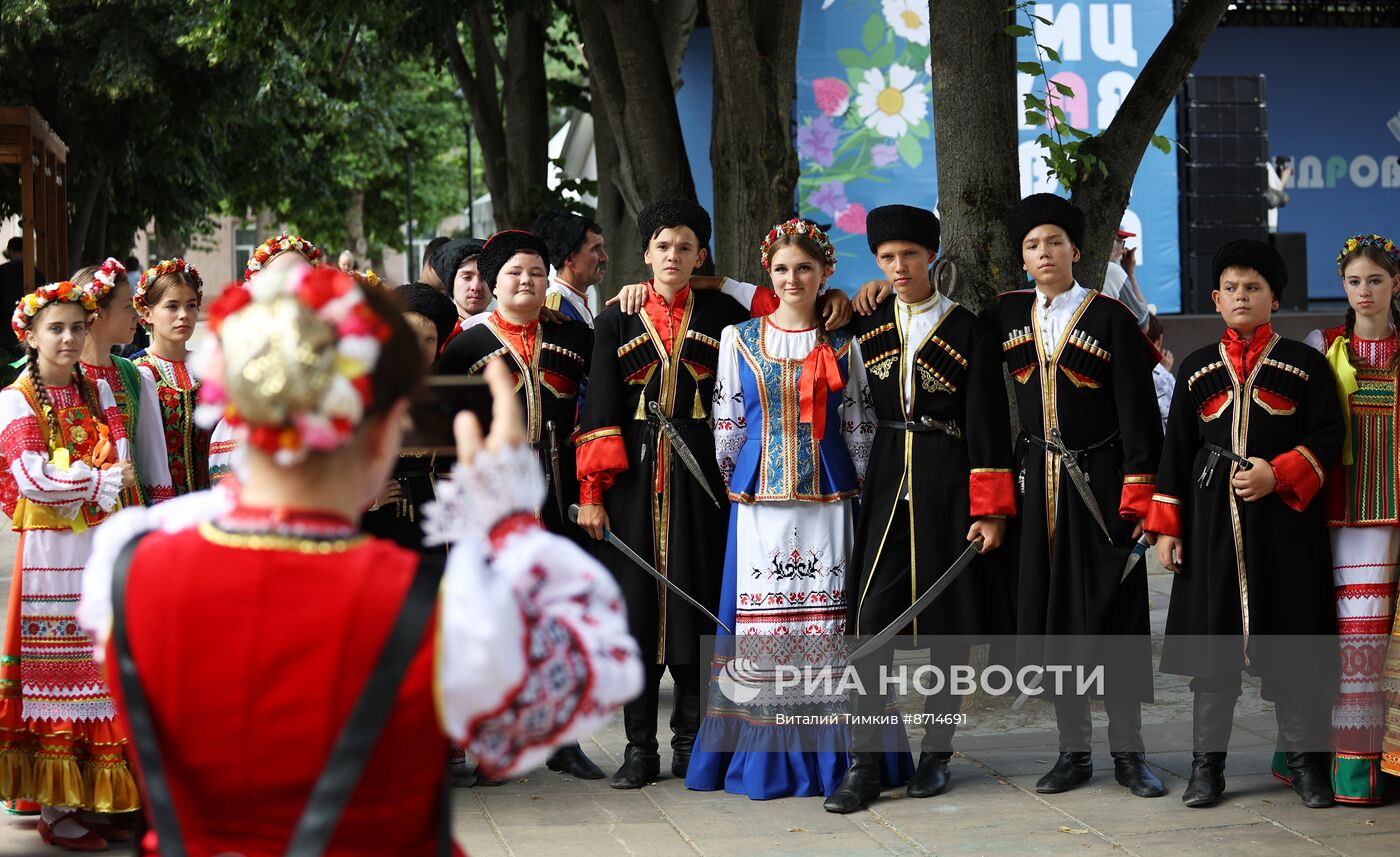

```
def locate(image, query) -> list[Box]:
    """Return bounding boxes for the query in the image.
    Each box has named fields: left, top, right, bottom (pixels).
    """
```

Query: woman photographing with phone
left=77, top=265, right=641, bottom=855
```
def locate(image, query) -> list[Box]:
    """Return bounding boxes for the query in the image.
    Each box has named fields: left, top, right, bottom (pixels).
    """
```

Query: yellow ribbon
left=1325, top=335, right=1359, bottom=465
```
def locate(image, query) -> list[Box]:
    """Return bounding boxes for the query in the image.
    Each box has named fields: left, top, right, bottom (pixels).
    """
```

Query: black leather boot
left=906, top=752, right=951, bottom=798
left=1283, top=753, right=1334, bottom=808
left=609, top=745, right=661, bottom=789
left=1182, top=753, right=1227, bottom=807
left=1274, top=693, right=1334, bottom=808
left=1038, top=696, right=1093, bottom=793
left=1181, top=689, right=1236, bottom=807
left=824, top=753, right=882, bottom=813
left=669, top=668, right=703, bottom=778
left=1035, top=752, right=1093, bottom=793
left=1103, top=697, right=1163, bottom=797
left=611, top=673, right=662, bottom=789
left=546, top=743, right=606, bottom=780
left=1111, top=752, right=1165, bottom=797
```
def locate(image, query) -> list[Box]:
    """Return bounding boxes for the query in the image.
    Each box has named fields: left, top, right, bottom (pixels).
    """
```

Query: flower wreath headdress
left=760, top=218, right=837, bottom=275
left=81, top=257, right=127, bottom=303
left=1337, top=234, right=1400, bottom=273
left=12, top=281, right=100, bottom=335
left=245, top=233, right=322, bottom=280
left=135, top=258, right=204, bottom=315
left=195, top=265, right=394, bottom=465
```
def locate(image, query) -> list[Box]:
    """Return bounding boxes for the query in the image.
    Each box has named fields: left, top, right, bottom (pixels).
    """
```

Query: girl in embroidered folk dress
left=684, top=220, right=903, bottom=800
left=75, top=265, right=641, bottom=856
left=75, top=259, right=174, bottom=508
left=1298, top=235, right=1400, bottom=802
left=132, top=260, right=211, bottom=495
left=0, top=282, right=139, bottom=850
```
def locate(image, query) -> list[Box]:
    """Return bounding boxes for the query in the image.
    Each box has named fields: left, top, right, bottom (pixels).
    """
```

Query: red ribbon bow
left=799, top=342, right=845, bottom=441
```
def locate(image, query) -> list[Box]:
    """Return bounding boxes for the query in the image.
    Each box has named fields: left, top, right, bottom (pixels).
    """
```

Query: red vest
left=110, top=525, right=458, bottom=857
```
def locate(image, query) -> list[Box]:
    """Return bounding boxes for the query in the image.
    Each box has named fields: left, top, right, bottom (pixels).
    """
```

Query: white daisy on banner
left=855, top=64, right=928, bottom=139
left=882, top=0, right=930, bottom=45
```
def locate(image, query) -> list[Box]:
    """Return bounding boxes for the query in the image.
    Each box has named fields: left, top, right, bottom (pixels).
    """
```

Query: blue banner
left=1194, top=27, right=1400, bottom=301
left=793, top=1, right=1181, bottom=310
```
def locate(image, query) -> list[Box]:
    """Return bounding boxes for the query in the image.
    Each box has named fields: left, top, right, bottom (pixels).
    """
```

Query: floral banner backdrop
left=796, top=1, right=1181, bottom=310
left=796, top=0, right=936, bottom=289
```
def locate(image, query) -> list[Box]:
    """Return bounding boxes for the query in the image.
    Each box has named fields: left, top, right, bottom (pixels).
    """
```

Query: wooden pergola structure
left=0, top=108, right=68, bottom=292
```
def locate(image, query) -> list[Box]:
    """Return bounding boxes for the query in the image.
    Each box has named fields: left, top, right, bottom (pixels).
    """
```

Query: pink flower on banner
left=813, top=77, right=851, bottom=117
left=835, top=203, right=868, bottom=235
left=809, top=181, right=849, bottom=217
left=871, top=144, right=899, bottom=167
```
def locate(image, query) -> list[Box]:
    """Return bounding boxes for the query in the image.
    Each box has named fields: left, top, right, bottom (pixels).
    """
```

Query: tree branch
left=334, top=17, right=362, bottom=80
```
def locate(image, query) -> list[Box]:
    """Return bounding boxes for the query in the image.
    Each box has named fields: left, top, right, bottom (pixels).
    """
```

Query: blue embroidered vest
left=727, top=319, right=859, bottom=503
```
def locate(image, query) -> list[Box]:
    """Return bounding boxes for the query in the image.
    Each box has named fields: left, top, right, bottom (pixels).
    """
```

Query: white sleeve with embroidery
left=1303, top=328, right=1325, bottom=354
left=719, top=277, right=758, bottom=312
left=0, top=387, right=123, bottom=521
left=207, top=418, right=240, bottom=486
left=840, top=338, right=875, bottom=484
left=712, top=325, right=747, bottom=488
left=133, top=370, right=174, bottom=500
left=426, top=444, right=642, bottom=778
left=95, top=379, right=132, bottom=471
left=77, top=484, right=238, bottom=657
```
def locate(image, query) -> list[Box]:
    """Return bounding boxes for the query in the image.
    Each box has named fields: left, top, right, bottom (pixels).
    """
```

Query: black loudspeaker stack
left=1179, top=74, right=1271, bottom=313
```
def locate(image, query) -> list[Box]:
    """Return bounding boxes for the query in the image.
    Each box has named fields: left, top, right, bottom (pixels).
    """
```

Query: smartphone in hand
left=404, top=375, right=494, bottom=454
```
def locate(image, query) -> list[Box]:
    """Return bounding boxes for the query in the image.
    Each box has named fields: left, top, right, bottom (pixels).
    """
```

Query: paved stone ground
left=0, top=528, right=1393, bottom=855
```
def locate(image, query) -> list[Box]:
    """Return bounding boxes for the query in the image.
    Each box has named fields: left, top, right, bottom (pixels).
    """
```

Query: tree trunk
left=590, top=70, right=640, bottom=303
left=708, top=0, right=801, bottom=286
left=68, top=160, right=107, bottom=271
left=930, top=0, right=1023, bottom=312
left=1071, top=0, right=1229, bottom=290
left=93, top=191, right=109, bottom=261
left=439, top=18, right=510, bottom=235
left=574, top=0, right=697, bottom=219
left=502, top=6, right=549, bottom=229
left=345, top=188, right=367, bottom=265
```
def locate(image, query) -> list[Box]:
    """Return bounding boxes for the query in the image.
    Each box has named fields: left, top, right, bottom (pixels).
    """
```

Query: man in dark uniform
left=826, top=205, right=1017, bottom=813
left=436, top=229, right=603, bottom=780
left=574, top=198, right=748, bottom=788
left=1147, top=240, right=1342, bottom=808
left=981, top=194, right=1165, bottom=798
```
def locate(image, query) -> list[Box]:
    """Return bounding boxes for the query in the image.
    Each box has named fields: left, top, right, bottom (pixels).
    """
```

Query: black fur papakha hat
left=1007, top=193, right=1085, bottom=250
left=531, top=211, right=599, bottom=271
left=1213, top=238, right=1287, bottom=298
left=477, top=231, right=551, bottom=290
left=429, top=237, right=486, bottom=288
left=395, top=282, right=458, bottom=346
left=866, top=204, right=940, bottom=255
left=637, top=198, right=711, bottom=250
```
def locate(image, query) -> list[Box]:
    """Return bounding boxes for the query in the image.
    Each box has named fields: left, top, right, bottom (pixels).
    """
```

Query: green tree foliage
left=0, top=0, right=474, bottom=267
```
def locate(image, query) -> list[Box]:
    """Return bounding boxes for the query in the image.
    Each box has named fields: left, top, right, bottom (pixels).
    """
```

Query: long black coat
left=1154, top=333, right=1342, bottom=691
left=437, top=315, right=593, bottom=543
left=982, top=289, right=1163, bottom=699
left=846, top=299, right=1016, bottom=642
left=575, top=291, right=749, bottom=665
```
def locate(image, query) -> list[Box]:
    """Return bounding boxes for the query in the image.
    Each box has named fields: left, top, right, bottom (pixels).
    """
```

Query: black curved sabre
left=569, top=504, right=731, bottom=634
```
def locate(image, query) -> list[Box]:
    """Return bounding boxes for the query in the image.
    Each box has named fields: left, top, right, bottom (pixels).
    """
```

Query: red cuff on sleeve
left=575, top=426, right=627, bottom=501
left=488, top=512, right=541, bottom=550
left=749, top=287, right=779, bottom=318
left=1144, top=493, right=1184, bottom=537
left=1119, top=475, right=1155, bottom=521
left=969, top=469, right=1016, bottom=518
left=1271, top=446, right=1325, bottom=512
left=578, top=476, right=604, bottom=507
